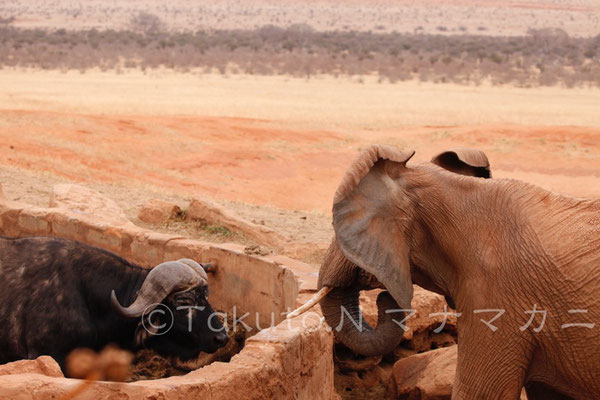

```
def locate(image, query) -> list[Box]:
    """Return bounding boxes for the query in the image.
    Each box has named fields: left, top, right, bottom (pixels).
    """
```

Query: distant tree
left=129, top=12, right=165, bottom=35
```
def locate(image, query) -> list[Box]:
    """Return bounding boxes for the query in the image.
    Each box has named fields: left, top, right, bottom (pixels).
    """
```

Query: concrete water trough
left=0, top=186, right=336, bottom=399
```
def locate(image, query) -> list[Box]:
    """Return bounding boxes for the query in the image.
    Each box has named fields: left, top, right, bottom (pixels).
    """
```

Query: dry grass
left=1, top=69, right=600, bottom=129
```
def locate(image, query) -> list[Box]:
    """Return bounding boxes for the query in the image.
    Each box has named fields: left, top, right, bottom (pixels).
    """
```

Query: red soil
left=1, top=109, right=599, bottom=214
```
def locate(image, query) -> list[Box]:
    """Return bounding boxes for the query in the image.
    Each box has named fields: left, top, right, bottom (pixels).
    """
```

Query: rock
left=390, top=345, right=456, bottom=399
left=49, top=184, right=132, bottom=226
left=330, top=287, right=459, bottom=400
left=244, top=244, right=272, bottom=256
left=137, top=198, right=182, bottom=224
left=187, top=198, right=287, bottom=247
left=359, top=286, right=457, bottom=344
left=0, top=183, right=4, bottom=198
left=0, top=356, right=63, bottom=378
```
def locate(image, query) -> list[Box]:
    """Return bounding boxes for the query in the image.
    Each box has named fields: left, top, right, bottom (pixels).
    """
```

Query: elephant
left=291, top=145, right=600, bottom=399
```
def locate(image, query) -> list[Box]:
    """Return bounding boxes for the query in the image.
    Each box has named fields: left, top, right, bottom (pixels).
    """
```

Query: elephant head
left=290, top=146, right=491, bottom=357
left=431, top=147, right=492, bottom=179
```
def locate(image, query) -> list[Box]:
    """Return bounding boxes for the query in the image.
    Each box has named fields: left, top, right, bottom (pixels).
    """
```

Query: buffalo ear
left=134, top=322, right=152, bottom=347
left=431, top=148, right=492, bottom=178
left=332, top=145, right=415, bottom=310
left=133, top=314, right=161, bottom=347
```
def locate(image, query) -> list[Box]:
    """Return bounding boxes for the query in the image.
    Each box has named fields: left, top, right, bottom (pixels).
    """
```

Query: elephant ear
left=333, top=145, right=415, bottom=310
left=431, top=148, right=492, bottom=178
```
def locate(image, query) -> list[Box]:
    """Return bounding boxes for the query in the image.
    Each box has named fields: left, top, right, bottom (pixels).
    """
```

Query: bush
left=129, top=12, right=165, bottom=34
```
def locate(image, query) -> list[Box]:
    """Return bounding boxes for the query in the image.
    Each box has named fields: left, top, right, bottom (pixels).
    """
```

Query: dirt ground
left=1, top=69, right=599, bottom=265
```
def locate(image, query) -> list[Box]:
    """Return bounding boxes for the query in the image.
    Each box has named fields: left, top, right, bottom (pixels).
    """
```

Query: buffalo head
left=111, top=258, right=228, bottom=361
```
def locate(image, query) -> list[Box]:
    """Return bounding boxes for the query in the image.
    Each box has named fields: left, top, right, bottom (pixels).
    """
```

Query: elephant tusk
left=286, top=286, right=333, bottom=319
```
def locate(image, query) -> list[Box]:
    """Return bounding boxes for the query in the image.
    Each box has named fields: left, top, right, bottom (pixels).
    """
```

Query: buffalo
left=0, top=235, right=228, bottom=372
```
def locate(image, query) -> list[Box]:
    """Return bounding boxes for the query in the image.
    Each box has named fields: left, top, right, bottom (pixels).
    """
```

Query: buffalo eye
left=174, top=292, right=196, bottom=307
left=177, top=300, right=196, bottom=307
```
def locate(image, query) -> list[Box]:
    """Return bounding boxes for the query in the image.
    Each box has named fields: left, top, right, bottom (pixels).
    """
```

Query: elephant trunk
left=320, top=287, right=405, bottom=357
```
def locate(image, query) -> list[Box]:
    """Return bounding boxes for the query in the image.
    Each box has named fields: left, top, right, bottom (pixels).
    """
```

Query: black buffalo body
left=0, top=236, right=228, bottom=370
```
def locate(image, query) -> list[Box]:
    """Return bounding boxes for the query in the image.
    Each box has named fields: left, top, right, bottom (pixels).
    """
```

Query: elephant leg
left=525, top=382, right=573, bottom=400
left=451, top=331, right=530, bottom=400
left=452, top=371, right=524, bottom=399
left=452, top=359, right=525, bottom=400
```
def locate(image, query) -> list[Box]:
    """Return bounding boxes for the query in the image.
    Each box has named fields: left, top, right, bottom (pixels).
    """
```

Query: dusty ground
left=2, top=0, right=599, bottom=36
left=1, top=69, right=599, bottom=264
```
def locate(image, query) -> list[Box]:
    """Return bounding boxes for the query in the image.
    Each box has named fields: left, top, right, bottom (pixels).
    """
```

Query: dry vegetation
left=3, top=0, right=599, bottom=37
left=0, top=20, right=599, bottom=87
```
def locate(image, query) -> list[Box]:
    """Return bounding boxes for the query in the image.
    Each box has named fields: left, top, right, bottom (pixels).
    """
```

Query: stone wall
left=0, top=187, right=335, bottom=399
left=0, top=318, right=335, bottom=400
left=0, top=194, right=306, bottom=328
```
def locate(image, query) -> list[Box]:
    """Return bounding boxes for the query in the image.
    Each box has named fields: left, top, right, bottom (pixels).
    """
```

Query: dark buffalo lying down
left=0, top=236, right=228, bottom=372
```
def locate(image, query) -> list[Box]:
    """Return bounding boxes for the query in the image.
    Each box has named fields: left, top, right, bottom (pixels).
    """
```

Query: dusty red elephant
left=293, top=145, right=600, bottom=399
